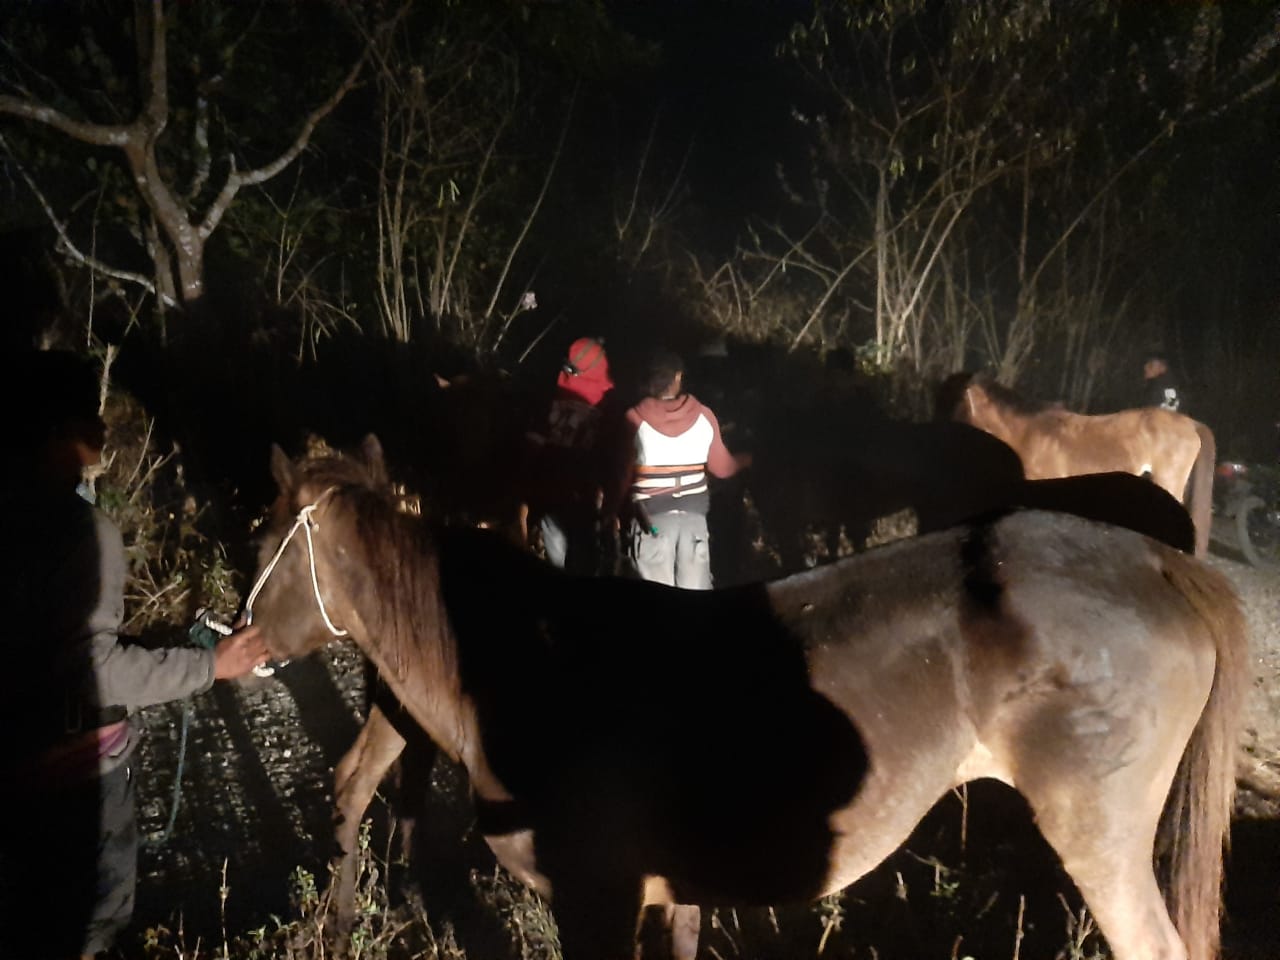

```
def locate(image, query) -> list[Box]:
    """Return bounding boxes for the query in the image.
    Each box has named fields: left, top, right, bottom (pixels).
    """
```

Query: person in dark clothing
left=1141, top=352, right=1182, bottom=412
left=525, top=337, right=622, bottom=574
left=0, top=350, right=269, bottom=959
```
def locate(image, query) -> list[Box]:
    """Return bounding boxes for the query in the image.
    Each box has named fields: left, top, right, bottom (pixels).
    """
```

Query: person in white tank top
left=621, top=350, right=750, bottom=588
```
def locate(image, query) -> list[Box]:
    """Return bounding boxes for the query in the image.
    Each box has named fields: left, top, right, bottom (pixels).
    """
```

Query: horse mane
left=289, top=451, right=460, bottom=691
left=945, top=370, right=1057, bottom=417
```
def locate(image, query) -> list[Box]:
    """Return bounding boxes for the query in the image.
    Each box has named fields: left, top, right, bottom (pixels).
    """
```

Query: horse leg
left=1040, top=819, right=1184, bottom=960
left=551, top=871, right=646, bottom=960
left=1012, top=737, right=1194, bottom=959
left=332, top=703, right=407, bottom=934
left=636, top=905, right=700, bottom=960
left=1184, top=422, right=1217, bottom=557
left=670, top=905, right=700, bottom=960
left=389, top=714, right=439, bottom=878
left=637, top=878, right=700, bottom=960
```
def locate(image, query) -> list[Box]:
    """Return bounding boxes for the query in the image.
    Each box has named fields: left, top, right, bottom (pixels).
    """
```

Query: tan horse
left=938, top=372, right=1217, bottom=556
left=248, top=438, right=1245, bottom=960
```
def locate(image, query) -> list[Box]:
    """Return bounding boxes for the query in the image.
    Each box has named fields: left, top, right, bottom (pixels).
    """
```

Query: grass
left=129, top=822, right=456, bottom=960
left=119, top=789, right=1112, bottom=960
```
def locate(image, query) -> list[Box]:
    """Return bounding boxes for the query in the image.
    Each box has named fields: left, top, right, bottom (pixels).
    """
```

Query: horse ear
left=270, top=443, right=294, bottom=493
left=360, top=433, right=388, bottom=486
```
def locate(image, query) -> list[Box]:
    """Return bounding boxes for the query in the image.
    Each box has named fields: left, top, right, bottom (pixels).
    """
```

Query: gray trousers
left=630, top=509, right=712, bottom=589
left=2, top=760, right=137, bottom=957
left=540, top=510, right=606, bottom=575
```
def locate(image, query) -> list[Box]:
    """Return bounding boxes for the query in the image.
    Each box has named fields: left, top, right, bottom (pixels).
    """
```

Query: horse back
left=1009, top=472, right=1195, bottom=552
left=436, top=515, right=1234, bottom=912
left=770, top=510, right=1223, bottom=765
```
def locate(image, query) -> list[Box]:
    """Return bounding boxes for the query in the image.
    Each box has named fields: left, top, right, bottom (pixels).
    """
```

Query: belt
left=65, top=697, right=127, bottom=735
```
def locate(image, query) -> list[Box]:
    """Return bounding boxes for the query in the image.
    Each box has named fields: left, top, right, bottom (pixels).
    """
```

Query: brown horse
left=938, top=371, right=1217, bottom=556
left=247, top=437, right=1245, bottom=960
left=326, top=469, right=1199, bottom=937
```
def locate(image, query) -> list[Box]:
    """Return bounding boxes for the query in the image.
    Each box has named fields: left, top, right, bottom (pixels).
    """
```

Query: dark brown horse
left=938, top=371, right=1217, bottom=556
left=247, top=438, right=1245, bottom=960
left=745, top=418, right=1027, bottom=573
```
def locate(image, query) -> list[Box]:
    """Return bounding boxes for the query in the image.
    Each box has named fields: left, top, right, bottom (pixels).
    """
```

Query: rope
left=145, top=610, right=230, bottom=848
left=145, top=699, right=193, bottom=848
left=243, top=487, right=348, bottom=637
left=148, top=490, right=349, bottom=845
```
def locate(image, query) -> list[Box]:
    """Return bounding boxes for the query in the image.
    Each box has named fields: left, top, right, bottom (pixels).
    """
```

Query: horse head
left=936, top=372, right=1053, bottom=445
left=247, top=434, right=390, bottom=664
left=934, top=371, right=980, bottom=424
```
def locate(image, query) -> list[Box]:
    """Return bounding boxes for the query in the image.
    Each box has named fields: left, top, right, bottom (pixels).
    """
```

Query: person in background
left=621, top=349, right=750, bottom=589
left=525, top=336, right=620, bottom=574
left=0, top=349, right=270, bottom=960
left=1140, top=351, right=1182, bottom=412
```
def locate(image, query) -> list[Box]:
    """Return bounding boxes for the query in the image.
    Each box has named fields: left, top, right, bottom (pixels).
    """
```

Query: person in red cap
left=525, top=336, right=621, bottom=573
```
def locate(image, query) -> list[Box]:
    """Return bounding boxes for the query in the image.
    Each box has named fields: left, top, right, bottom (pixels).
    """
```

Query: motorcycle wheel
left=1236, top=495, right=1280, bottom=569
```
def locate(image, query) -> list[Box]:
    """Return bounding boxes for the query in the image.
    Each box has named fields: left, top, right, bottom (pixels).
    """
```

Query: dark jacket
left=1143, top=372, right=1181, bottom=412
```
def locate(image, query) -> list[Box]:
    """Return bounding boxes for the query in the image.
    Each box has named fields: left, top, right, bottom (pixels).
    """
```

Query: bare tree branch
left=198, top=24, right=384, bottom=241
left=0, top=0, right=398, bottom=305
left=0, top=131, right=174, bottom=304
left=0, top=95, right=134, bottom=145
left=481, top=84, right=576, bottom=323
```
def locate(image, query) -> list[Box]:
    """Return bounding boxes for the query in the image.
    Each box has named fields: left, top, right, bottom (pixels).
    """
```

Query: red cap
left=557, top=337, right=613, bottom=405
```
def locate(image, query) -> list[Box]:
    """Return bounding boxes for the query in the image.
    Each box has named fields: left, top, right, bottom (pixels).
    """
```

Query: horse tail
left=1184, top=420, right=1217, bottom=556
left=1158, top=550, right=1247, bottom=960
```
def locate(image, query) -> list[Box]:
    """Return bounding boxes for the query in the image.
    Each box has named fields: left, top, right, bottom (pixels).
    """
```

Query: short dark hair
left=644, top=350, right=684, bottom=398
left=11, top=350, right=102, bottom=453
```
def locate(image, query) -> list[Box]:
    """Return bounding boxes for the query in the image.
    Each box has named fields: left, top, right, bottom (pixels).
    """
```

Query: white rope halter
left=244, top=487, right=349, bottom=638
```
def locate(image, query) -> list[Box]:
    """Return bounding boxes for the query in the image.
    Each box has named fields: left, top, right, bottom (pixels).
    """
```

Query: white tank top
left=633, top=415, right=713, bottom=499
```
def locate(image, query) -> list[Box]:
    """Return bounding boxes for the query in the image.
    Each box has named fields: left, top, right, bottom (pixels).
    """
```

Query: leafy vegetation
left=2, top=0, right=1275, bottom=432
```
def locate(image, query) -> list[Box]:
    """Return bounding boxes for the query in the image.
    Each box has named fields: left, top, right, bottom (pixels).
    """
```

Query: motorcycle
left=1214, top=460, right=1280, bottom=569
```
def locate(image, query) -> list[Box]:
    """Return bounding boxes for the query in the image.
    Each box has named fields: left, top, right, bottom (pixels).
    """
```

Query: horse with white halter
left=247, top=437, right=1245, bottom=960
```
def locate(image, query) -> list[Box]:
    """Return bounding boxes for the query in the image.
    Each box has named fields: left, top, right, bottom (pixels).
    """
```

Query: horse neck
left=970, top=391, right=1028, bottom=448
left=356, top=631, right=499, bottom=786
left=328, top=511, right=469, bottom=756
left=334, top=518, right=509, bottom=800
